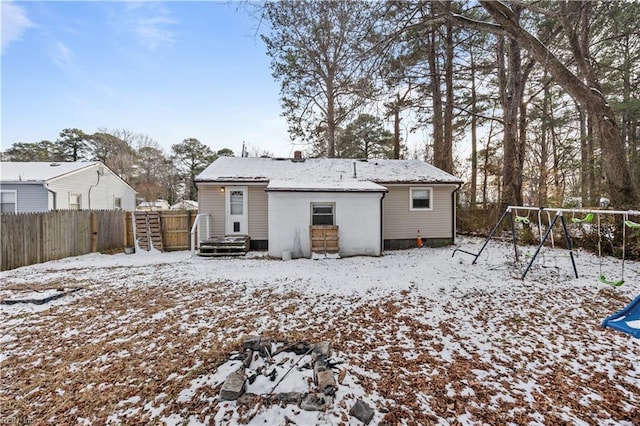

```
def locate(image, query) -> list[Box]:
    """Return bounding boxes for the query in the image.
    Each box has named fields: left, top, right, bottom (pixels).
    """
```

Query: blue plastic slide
left=602, top=294, right=640, bottom=338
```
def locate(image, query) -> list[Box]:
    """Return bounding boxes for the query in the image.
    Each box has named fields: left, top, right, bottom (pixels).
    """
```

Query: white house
left=170, top=200, right=198, bottom=210
left=0, top=162, right=136, bottom=213
left=195, top=155, right=463, bottom=258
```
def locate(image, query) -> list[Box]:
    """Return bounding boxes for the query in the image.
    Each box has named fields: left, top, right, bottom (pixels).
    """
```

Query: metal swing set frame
left=453, top=206, right=640, bottom=280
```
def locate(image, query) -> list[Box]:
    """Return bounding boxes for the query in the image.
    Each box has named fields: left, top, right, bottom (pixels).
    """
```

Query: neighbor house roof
left=0, top=162, right=99, bottom=183
left=196, top=157, right=463, bottom=188
left=1, top=161, right=137, bottom=193
left=138, top=200, right=170, bottom=208
left=171, top=200, right=198, bottom=208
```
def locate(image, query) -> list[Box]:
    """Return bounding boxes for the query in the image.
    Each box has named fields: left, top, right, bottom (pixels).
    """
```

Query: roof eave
left=195, top=178, right=270, bottom=183
left=0, top=180, right=46, bottom=185
left=374, top=180, right=464, bottom=185
left=265, top=188, right=388, bottom=193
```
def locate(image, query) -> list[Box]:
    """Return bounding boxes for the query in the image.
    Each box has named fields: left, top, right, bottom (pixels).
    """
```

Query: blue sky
left=1, top=1, right=295, bottom=158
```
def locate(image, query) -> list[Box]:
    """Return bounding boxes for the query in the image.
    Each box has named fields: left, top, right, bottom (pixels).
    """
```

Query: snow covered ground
left=1, top=236, right=639, bottom=425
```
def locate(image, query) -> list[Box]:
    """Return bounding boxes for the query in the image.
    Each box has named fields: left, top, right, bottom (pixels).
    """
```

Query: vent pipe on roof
left=353, top=161, right=357, bottom=178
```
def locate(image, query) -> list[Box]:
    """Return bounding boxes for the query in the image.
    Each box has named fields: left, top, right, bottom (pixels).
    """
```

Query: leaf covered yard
left=1, top=238, right=639, bottom=425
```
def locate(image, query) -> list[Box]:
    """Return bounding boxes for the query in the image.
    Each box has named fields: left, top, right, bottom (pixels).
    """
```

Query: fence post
left=91, top=212, right=98, bottom=253
left=187, top=210, right=192, bottom=250
left=122, top=211, right=128, bottom=248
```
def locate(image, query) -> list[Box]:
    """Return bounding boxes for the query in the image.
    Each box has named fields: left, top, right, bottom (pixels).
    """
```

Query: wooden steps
left=198, top=236, right=250, bottom=257
left=134, top=211, right=164, bottom=252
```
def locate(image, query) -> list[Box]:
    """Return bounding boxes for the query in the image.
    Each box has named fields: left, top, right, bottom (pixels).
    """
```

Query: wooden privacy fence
left=1, top=210, right=127, bottom=271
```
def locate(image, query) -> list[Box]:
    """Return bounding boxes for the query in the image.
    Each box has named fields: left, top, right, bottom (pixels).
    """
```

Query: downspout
left=88, top=169, right=102, bottom=210
left=45, top=184, right=57, bottom=210
left=379, top=191, right=386, bottom=255
left=451, top=183, right=463, bottom=244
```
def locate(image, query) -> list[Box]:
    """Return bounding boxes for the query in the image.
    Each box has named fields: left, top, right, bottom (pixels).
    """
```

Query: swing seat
left=571, top=213, right=594, bottom=223
left=624, top=220, right=640, bottom=229
left=515, top=216, right=530, bottom=224
left=598, top=274, right=625, bottom=287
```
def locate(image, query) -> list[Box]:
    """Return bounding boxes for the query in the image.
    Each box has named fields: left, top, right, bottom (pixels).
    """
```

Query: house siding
left=198, top=182, right=457, bottom=248
left=248, top=186, right=268, bottom=240
left=268, top=191, right=383, bottom=258
left=47, top=165, right=136, bottom=211
left=0, top=184, right=49, bottom=213
left=196, top=184, right=225, bottom=239
left=197, top=183, right=268, bottom=242
left=383, top=184, right=456, bottom=240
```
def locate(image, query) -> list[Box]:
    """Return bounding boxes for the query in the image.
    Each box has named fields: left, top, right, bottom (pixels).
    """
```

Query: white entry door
left=225, top=186, right=248, bottom=235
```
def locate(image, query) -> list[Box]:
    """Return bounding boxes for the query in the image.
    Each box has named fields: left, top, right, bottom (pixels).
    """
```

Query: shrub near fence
left=457, top=208, right=640, bottom=261
left=0, top=210, right=127, bottom=271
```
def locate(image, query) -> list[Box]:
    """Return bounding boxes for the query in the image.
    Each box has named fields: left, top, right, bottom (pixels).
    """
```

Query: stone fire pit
left=216, top=336, right=374, bottom=424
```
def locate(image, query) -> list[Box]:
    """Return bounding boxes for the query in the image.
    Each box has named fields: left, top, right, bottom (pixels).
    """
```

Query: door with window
left=225, top=186, right=248, bottom=235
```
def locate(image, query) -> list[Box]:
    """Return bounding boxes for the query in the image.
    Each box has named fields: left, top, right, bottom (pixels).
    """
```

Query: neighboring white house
left=0, top=162, right=136, bottom=213
left=170, top=200, right=198, bottom=210
left=137, top=200, right=171, bottom=211
left=195, top=155, right=463, bottom=258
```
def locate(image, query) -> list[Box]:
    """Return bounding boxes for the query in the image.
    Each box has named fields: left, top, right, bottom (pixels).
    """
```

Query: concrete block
left=316, top=370, right=337, bottom=396
left=300, top=393, right=333, bottom=411
left=350, top=399, right=374, bottom=425
left=314, top=357, right=329, bottom=376
left=312, top=341, right=331, bottom=358
left=242, top=335, right=261, bottom=351
left=219, top=371, right=246, bottom=400
left=271, top=392, right=304, bottom=405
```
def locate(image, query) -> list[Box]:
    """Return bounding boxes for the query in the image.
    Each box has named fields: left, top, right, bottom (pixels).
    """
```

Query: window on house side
left=410, top=188, right=432, bottom=210
left=70, top=193, right=81, bottom=210
left=0, top=191, right=17, bottom=213
left=311, top=203, right=334, bottom=226
left=114, top=197, right=122, bottom=209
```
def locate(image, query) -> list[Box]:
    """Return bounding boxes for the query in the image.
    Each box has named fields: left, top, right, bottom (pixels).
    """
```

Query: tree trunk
left=498, top=24, right=526, bottom=208
left=577, top=102, right=588, bottom=205
left=516, top=99, right=526, bottom=206
left=481, top=105, right=497, bottom=209
left=469, top=49, right=478, bottom=208
left=442, top=8, right=455, bottom=174
left=588, top=113, right=598, bottom=206
left=393, top=104, right=401, bottom=159
left=428, top=29, right=444, bottom=170
left=482, top=142, right=489, bottom=208
left=326, top=79, right=336, bottom=158
left=539, top=87, right=550, bottom=206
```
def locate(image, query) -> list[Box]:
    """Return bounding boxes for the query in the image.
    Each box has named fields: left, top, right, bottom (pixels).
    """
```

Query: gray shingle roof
left=196, top=157, right=462, bottom=188
left=1, top=162, right=98, bottom=182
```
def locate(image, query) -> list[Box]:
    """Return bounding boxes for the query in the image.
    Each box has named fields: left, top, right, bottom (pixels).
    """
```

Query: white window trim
left=0, top=190, right=17, bottom=213
left=409, top=187, right=433, bottom=211
left=311, top=202, right=336, bottom=226
left=69, top=193, right=82, bottom=210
